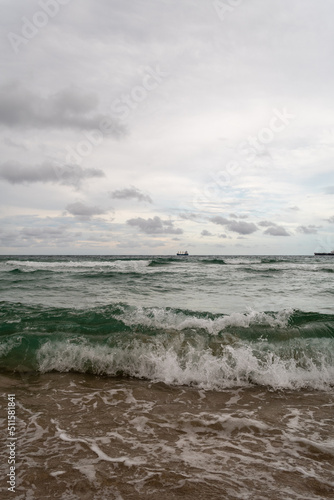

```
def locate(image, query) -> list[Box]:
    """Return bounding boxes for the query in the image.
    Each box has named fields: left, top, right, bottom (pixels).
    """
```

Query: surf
left=1, top=302, right=333, bottom=391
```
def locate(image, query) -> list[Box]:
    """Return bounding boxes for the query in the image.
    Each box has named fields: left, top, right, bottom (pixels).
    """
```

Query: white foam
left=289, top=436, right=334, bottom=457
left=36, top=333, right=334, bottom=391
left=118, top=307, right=293, bottom=335
left=50, top=471, right=66, bottom=477
left=56, top=425, right=144, bottom=466
left=179, top=412, right=269, bottom=434
left=5, top=259, right=151, bottom=273
left=224, top=258, right=262, bottom=265
left=129, top=416, right=151, bottom=433
left=73, top=464, right=96, bottom=482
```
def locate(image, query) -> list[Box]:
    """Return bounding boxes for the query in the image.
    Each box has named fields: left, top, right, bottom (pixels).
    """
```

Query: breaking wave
left=1, top=302, right=333, bottom=391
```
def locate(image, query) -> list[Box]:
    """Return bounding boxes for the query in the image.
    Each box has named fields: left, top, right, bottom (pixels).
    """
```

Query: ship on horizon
left=314, top=250, right=334, bottom=256
left=177, top=250, right=189, bottom=256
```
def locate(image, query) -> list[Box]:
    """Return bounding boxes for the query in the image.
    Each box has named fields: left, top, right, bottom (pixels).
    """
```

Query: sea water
left=0, top=255, right=333, bottom=499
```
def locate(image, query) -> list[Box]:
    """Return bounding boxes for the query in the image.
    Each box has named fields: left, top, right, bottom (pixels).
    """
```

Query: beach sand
left=1, top=372, right=333, bottom=499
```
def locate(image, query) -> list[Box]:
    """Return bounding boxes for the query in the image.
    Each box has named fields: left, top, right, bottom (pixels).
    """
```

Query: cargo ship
left=177, top=251, right=189, bottom=256
left=314, top=250, right=334, bottom=255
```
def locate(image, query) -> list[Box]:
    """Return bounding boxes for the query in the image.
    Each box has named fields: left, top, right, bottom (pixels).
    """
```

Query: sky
left=1, top=0, right=334, bottom=255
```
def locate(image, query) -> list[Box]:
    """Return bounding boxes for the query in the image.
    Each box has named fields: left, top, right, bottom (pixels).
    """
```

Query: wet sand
left=1, top=372, right=333, bottom=499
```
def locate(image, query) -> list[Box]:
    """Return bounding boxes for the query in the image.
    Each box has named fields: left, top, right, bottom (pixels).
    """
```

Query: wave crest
left=34, top=334, right=334, bottom=391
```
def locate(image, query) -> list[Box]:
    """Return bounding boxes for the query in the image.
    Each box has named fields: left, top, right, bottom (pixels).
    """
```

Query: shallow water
left=1, top=372, right=333, bottom=499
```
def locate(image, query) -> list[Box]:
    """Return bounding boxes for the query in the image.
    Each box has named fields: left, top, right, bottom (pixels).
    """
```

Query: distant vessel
left=314, top=250, right=334, bottom=256
left=177, top=251, right=189, bottom=256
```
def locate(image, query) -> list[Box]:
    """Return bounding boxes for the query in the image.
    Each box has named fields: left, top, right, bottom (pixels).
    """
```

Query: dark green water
left=0, top=255, right=333, bottom=390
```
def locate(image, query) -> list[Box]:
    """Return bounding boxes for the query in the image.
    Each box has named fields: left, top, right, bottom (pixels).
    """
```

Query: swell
left=260, top=257, right=297, bottom=264
left=72, top=270, right=169, bottom=280
left=201, top=259, right=226, bottom=265
left=148, top=257, right=177, bottom=266
left=239, top=267, right=283, bottom=274
left=2, top=258, right=333, bottom=277
left=8, top=268, right=51, bottom=274
left=1, top=302, right=334, bottom=338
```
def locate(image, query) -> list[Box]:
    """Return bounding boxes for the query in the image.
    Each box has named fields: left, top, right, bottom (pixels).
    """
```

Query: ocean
left=0, top=254, right=333, bottom=499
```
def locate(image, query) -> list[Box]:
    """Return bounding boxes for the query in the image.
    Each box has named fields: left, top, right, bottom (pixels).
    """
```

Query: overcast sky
left=1, top=0, right=334, bottom=255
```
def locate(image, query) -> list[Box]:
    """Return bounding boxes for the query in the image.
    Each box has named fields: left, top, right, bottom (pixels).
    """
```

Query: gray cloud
left=264, top=226, right=290, bottom=236
left=326, top=216, right=334, bottom=223
left=259, top=220, right=292, bottom=236
left=201, top=230, right=213, bottom=237
left=65, top=202, right=107, bottom=220
left=0, top=83, right=125, bottom=136
left=0, top=228, right=21, bottom=247
left=3, top=137, right=27, bottom=150
left=297, top=225, right=320, bottom=234
left=20, top=226, right=82, bottom=243
left=0, top=161, right=104, bottom=186
left=127, top=216, right=183, bottom=234
left=0, top=211, right=122, bottom=250
left=227, top=220, right=258, bottom=235
left=229, top=213, right=248, bottom=219
left=0, top=224, right=82, bottom=248
left=110, top=186, right=152, bottom=203
left=210, top=216, right=257, bottom=235
left=21, top=227, right=65, bottom=238
left=179, top=213, right=201, bottom=221
left=210, top=216, right=230, bottom=226
left=259, top=220, right=276, bottom=227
